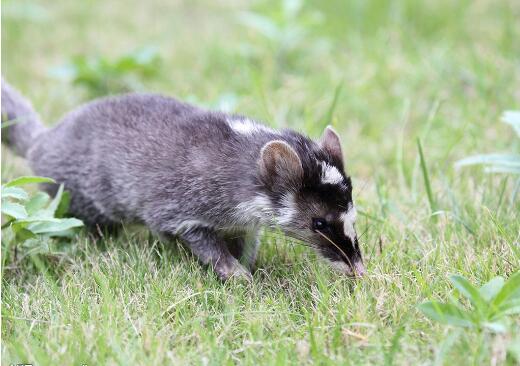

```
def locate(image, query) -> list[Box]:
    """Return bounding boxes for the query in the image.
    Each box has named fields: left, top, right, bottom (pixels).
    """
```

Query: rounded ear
left=320, top=125, right=344, bottom=165
left=259, top=140, right=303, bottom=190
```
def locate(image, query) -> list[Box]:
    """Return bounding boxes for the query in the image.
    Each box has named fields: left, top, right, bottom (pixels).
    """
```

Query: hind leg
left=41, top=182, right=121, bottom=235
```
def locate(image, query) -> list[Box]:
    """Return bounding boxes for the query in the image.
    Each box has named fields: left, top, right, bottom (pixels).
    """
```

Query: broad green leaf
left=455, top=154, right=520, bottom=169
left=47, top=184, right=64, bottom=215
left=492, top=271, right=520, bottom=309
left=479, top=276, right=504, bottom=302
left=11, top=220, right=29, bottom=232
left=22, top=237, right=51, bottom=254
left=15, top=228, right=37, bottom=241
left=26, top=218, right=83, bottom=234
left=4, top=176, right=55, bottom=187
left=450, top=275, right=487, bottom=313
left=25, top=191, right=51, bottom=215
left=15, top=216, right=64, bottom=223
left=502, top=110, right=520, bottom=137
left=494, top=298, right=520, bottom=318
left=481, top=321, right=508, bottom=333
left=418, top=301, right=475, bottom=328
left=55, top=190, right=70, bottom=218
left=42, top=228, right=77, bottom=238
left=1, top=186, right=29, bottom=201
left=1, top=200, right=28, bottom=219
left=484, top=166, right=520, bottom=174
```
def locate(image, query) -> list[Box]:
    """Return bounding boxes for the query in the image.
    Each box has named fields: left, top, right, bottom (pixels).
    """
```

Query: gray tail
left=1, top=78, right=46, bottom=157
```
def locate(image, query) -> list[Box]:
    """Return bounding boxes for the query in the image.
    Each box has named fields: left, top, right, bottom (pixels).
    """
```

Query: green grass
left=2, top=0, right=520, bottom=364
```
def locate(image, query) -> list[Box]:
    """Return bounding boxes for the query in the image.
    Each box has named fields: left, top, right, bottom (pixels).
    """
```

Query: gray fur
left=1, top=79, right=365, bottom=280
left=1, top=79, right=46, bottom=155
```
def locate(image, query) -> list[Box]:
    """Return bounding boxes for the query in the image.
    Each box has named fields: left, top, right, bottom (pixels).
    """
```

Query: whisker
left=266, top=235, right=315, bottom=249
left=357, top=224, right=373, bottom=240
left=354, top=179, right=370, bottom=196
left=263, top=231, right=316, bottom=250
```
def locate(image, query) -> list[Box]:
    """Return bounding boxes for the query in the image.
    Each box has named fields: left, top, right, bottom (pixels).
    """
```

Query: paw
left=229, top=263, right=253, bottom=282
left=215, top=260, right=252, bottom=282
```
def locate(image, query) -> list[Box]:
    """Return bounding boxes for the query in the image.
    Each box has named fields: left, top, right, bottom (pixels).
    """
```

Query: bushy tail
left=1, top=79, right=46, bottom=157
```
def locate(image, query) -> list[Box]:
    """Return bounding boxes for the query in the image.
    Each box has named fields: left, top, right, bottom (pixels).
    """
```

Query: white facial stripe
left=277, top=193, right=296, bottom=226
left=320, top=162, right=344, bottom=185
left=228, top=118, right=274, bottom=135
left=340, top=206, right=357, bottom=241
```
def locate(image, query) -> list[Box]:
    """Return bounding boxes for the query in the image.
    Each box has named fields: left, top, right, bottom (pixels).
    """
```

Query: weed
left=456, top=111, right=520, bottom=175
left=1, top=176, right=83, bottom=269
left=418, top=272, right=520, bottom=363
left=49, top=47, right=161, bottom=97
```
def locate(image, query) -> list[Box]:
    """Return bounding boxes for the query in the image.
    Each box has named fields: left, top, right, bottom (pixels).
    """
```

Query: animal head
left=259, top=126, right=365, bottom=277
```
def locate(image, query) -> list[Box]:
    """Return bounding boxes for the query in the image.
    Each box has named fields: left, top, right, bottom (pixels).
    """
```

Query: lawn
left=2, top=0, right=519, bottom=364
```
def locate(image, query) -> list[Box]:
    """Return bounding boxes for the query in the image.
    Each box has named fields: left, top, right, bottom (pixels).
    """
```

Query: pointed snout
left=352, top=259, right=366, bottom=277
left=329, top=259, right=366, bottom=278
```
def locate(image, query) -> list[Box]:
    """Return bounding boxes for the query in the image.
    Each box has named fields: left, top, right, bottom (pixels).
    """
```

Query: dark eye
left=312, top=218, right=328, bottom=231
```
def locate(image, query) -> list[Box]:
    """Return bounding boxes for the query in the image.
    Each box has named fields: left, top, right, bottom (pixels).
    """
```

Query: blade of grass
left=321, top=80, right=343, bottom=128
left=396, top=99, right=411, bottom=191
left=417, top=138, right=437, bottom=214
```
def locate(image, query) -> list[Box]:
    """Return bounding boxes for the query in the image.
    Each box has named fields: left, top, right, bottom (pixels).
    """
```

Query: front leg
left=225, top=230, right=260, bottom=271
left=178, top=225, right=252, bottom=281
